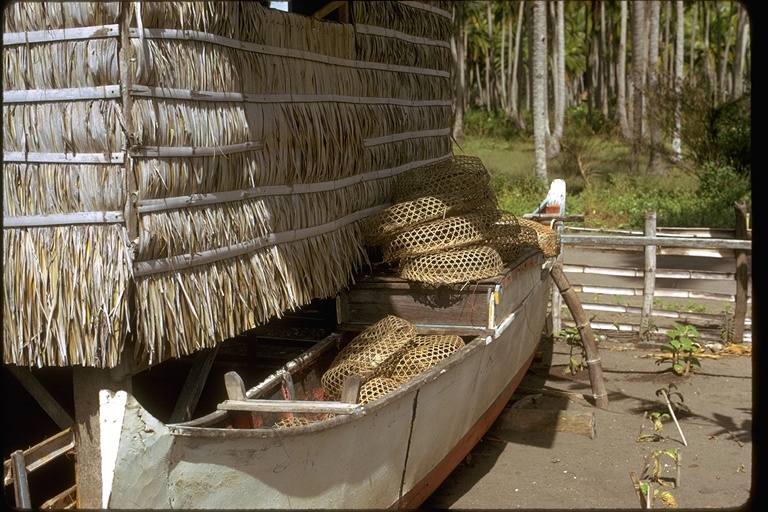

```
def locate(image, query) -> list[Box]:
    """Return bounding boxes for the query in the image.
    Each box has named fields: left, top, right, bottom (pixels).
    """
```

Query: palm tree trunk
left=646, top=1, right=666, bottom=176
left=532, top=0, right=548, bottom=184
left=511, top=0, right=526, bottom=129
left=671, top=0, right=685, bottom=163
left=732, top=3, right=749, bottom=99
left=550, top=0, right=565, bottom=159
left=630, top=0, right=647, bottom=173
left=689, top=2, right=698, bottom=89
left=616, top=1, right=631, bottom=139
left=717, top=2, right=736, bottom=102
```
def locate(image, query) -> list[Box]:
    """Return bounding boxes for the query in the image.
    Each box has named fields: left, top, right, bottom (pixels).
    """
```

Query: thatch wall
left=3, top=1, right=455, bottom=367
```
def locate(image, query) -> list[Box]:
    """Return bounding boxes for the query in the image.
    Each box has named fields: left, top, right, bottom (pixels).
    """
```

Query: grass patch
left=455, top=134, right=751, bottom=230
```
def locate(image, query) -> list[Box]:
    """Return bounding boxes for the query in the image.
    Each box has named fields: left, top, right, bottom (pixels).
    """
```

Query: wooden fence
left=547, top=208, right=752, bottom=345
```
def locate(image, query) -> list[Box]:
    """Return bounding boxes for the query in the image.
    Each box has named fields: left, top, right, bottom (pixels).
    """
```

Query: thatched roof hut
left=3, top=1, right=456, bottom=369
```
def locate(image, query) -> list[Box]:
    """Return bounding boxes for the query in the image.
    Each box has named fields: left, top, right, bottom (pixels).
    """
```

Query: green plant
left=659, top=323, right=702, bottom=376
left=641, top=320, right=659, bottom=343
left=630, top=449, right=682, bottom=508
left=720, top=305, right=736, bottom=346
left=559, top=326, right=586, bottom=375
left=649, top=411, right=671, bottom=432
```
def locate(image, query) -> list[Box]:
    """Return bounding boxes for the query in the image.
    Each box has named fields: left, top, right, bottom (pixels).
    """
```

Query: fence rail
left=550, top=209, right=752, bottom=345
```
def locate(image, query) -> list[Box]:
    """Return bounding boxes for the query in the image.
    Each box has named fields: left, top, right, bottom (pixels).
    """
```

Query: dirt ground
left=423, top=337, right=754, bottom=510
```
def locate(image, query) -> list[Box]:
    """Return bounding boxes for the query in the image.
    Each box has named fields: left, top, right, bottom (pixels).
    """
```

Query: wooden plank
left=341, top=375, right=363, bottom=404
left=10, top=451, right=31, bottom=508
left=562, top=264, right=736, bottom=281
left=734, top=203, right=749, bottom=343
left=169, top=346, right=219, bottom=423
left=223, top=371, right=256, bottom=428
left=3, top=428, right=75, bottom=486
left=561, top=234, right=751, bottom=251
left=338, top=250, right=543, bottom=334
left=6, top=366, right=75, bottom=430
left=218, top=399, right=363, bottom=415
left=40, top=485, right=77, bottom=509
left=493, top=409, right=596, bottom=439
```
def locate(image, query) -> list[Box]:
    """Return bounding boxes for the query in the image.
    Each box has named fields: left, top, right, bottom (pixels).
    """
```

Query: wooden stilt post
left=72, top=367, right=132, bottom=509
left=640, top=211, right=657, bottom=338
left=733, top=202, right=749, bottom=343
left=549, top=262, right=609, bottom=408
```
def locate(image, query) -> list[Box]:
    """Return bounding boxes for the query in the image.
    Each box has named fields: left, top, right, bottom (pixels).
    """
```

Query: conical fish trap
left=273, top=415, right=325, bottom=429
left=321, top=315, right=416, bottom=399
left=320, top=357, right=378, bottom=401
left=393, top=155, right=491, bottom=202
left=386, top=334, right=465, bottom=385
left=362, top=186, right=496, bottom=246
left=519, top=217, right=561, bottom=258
left=358, top=376, right=400, bottom=405
left=398, top=244, right=504, bottom=285
left=486, top=213, right=561, bottom=260
left=382, top=210, right=500, bottom=262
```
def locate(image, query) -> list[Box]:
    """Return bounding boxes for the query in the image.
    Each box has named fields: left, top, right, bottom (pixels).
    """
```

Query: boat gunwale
left=167, top=252, right=549, bottom=438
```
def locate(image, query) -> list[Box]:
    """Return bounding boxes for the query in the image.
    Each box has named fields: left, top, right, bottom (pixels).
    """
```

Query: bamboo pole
left=549, top=263, right=609, bottom=408
left=640, top=211, right=657, bottom=336
left=733, top=202, right=749, bottom=343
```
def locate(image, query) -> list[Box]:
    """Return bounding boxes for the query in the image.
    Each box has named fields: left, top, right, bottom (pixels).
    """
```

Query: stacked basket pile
left=321, top=315, right=464, bottom=404
left=362, top=155, right=560, bottom=285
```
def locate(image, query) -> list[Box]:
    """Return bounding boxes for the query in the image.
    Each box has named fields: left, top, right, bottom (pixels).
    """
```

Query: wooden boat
left=100, top=249, right=552, bottom=509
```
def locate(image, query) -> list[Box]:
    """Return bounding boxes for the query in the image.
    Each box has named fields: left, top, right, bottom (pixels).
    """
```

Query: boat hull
left=102, top=253, right=551, bottom=509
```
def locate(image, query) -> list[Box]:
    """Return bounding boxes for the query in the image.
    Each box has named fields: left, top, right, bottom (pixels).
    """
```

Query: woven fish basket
left=393, top=155, right=491, bottom=202
left=519, top=217, right=561, bottom=258
left=397, top=244, right=505, bottom=285
left=321, top=315, right=416, bottom=399
left=486, top=213, right=561, bottom=260
left=273, top=415, right=324, bottom=429
left=358, top=376, right=400, bottom=405
left=381, top=210, right=500, bottom=263
left=362, top=186, right=496, bottom=246
left=384, top=334, right=465, bottom=385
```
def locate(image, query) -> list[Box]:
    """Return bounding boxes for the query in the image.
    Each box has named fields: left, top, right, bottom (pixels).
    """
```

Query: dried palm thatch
left=3, top=1, right=455, bottom=367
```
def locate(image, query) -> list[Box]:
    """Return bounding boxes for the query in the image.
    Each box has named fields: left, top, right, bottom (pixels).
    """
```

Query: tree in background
left=532, top=0, right=548, bottom=183
left=452, top=0, right=751, bottom=180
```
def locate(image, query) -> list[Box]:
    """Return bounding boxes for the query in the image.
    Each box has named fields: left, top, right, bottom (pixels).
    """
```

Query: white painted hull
left=102, top=253, right=551, bottom=509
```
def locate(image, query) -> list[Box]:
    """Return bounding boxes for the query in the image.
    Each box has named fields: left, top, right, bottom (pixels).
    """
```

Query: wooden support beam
left=733, top=202, right=749, bottom=343
left=169, top=346, right=219, bottom=423
left=3, top=428, right=75, bottom=487
left=10, top=451, right=31, bottom=508
left=312, top=1, right=346, bottom=20
left=549, top=263, right=609, bottom=408
left=72, top=367, right=131, bottom=509
left=40, top=485, right=77, bottom=509
left=6, top=365, right=75, bottom=430
left=218, top=399, right=363, bottom=415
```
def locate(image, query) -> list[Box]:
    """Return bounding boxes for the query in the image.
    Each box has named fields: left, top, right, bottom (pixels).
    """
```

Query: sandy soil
left=423, top=337, right=754, bottom=510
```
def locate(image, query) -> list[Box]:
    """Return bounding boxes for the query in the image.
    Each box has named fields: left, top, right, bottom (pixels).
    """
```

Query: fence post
left=639, top=211, right=657, bottom=337
left=733, top=202, right=749, bottom=343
